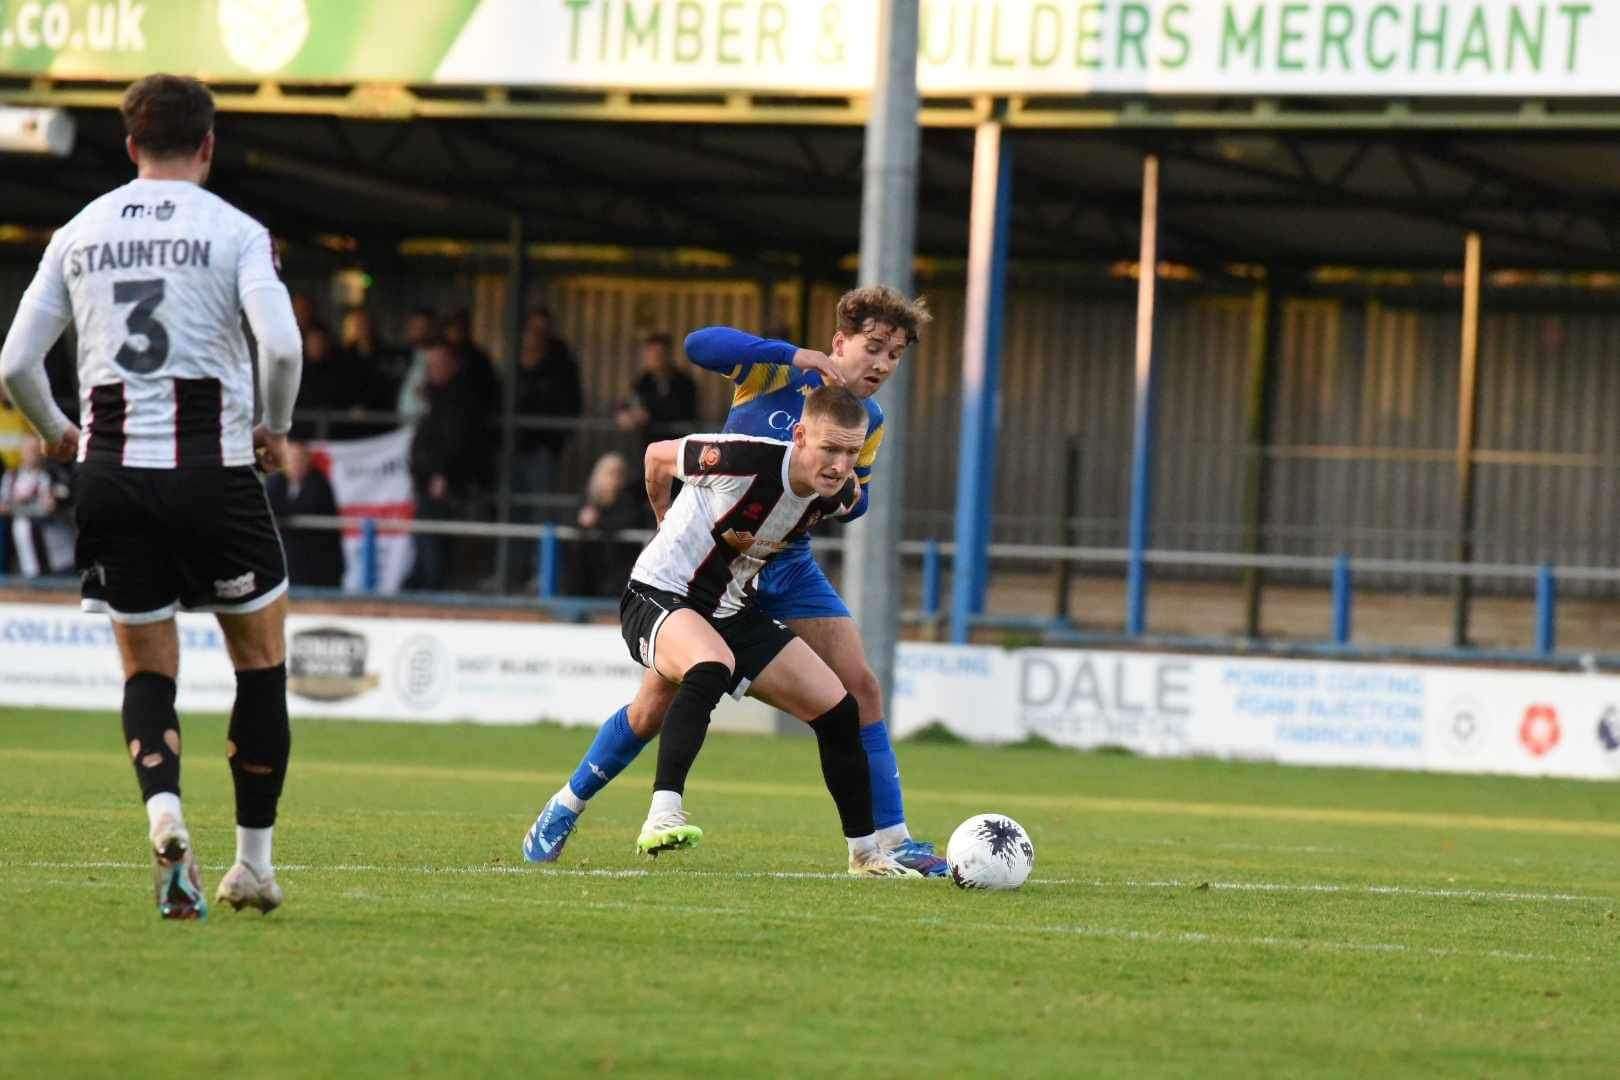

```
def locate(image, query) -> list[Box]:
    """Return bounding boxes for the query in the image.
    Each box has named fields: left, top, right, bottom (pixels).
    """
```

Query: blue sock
left=567, top=706, right=649, bottom=802
left=859, top=721, right=905, bottom=830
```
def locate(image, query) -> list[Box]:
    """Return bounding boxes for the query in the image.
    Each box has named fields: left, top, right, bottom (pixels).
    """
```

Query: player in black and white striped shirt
left=609, top=386, right=918, bottom=876
left=0, top=75, right=303, bottom=919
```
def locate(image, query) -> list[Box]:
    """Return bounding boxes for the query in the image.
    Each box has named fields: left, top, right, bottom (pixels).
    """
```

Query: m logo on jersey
left=121, top=204, right=145, bottom=219
left=699, top=444, right=722, bottom=470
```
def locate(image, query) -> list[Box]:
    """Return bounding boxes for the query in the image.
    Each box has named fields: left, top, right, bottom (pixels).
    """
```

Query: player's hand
left=578, top=504, right=601, bottom=529
left=45, top=425, right=79, bottom=463
left=792, top=348, right=845, bottom=388
left=253, top=425, right=288, bottom=472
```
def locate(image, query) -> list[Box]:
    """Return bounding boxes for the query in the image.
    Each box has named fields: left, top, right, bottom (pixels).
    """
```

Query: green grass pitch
left=2, top=708, right=1617, bottom=1078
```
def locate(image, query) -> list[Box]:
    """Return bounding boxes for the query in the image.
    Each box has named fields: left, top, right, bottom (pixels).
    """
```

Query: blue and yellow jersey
left=685, top=326, right=884, bottom=522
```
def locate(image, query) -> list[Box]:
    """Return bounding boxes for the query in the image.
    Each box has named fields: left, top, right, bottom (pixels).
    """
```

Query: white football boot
left=215, top=862, right=284, bottom=914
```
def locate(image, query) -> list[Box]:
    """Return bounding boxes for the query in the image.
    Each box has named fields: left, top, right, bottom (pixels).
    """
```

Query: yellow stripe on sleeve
left=730, top=363, right=777, bottom=407
left=857, top=424, right=886, bottom=471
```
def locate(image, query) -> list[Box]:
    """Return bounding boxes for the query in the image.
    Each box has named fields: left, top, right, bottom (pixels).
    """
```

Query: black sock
left=122, top=672, right=180, bottom=803
left=652, top=661, right=732, bottom=795
left=228, top=664, right=292, bottom=829
left=810, top=694, right=875, bottom=838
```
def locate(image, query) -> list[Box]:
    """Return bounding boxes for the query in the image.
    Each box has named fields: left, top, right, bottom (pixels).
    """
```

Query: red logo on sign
left=1519, top=704, right=1561, bottom=757
left=699, top=444, right=721, bottom=469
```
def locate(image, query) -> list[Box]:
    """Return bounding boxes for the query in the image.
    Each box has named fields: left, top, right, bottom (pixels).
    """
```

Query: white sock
left=145, top=792, right=183, bottom=839
left=847, top=833, right=881, bottom=860
left=876, top=823, right=911, bottom=850
left=555, top=785, right=587, bottom=815
left=236, top=826, right=273, bottom=875
left=648, top=789, right=683, bottom=818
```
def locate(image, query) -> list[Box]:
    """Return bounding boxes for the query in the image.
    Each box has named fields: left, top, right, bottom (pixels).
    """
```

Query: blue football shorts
left=755, top=544, right=851, bottom=622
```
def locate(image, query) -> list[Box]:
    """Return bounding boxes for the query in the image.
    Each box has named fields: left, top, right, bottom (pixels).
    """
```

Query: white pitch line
left=2, top=860, right=1607, bottom=903
left=2, top=861, right=1594, bottom=963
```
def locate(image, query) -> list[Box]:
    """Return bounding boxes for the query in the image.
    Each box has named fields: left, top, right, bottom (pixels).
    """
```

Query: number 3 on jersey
left=113, top=278, right=170, bottom=374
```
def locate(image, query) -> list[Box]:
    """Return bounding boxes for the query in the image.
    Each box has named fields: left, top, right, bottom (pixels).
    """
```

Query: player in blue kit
left=522, top=285, right=947, bottom=875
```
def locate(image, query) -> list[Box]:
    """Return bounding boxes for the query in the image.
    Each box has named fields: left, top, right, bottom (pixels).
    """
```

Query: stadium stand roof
left=5, top=104, right=1620, bottom=274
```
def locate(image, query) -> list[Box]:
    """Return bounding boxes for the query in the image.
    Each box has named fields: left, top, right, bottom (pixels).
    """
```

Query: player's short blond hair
left=802, top=386, right=869, bottom=432
left=835, top=286, right=931, bottom=346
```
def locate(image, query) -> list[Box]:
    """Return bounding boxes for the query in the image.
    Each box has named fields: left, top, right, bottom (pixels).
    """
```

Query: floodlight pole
left=844, top=0, right=919, bottom=712
left=1452, top=231, right=1484, bottom=646
left=1124, top=154, right=1162, bottom=637
left=950, top=119, right=1013, bottom=644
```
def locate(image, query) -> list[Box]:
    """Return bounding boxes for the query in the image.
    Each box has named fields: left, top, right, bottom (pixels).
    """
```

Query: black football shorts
left=620, top=580, right=795, bottom=700
left=74, top=463, right=288, bottom=623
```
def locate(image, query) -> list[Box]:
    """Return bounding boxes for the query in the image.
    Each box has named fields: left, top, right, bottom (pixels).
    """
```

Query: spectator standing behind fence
left=563, top=451, right=650, bottom=598
left=0, top=384, right=30, bottom=472
left=396, top=307, right=437, bottom=424
left=339, top=307, right=407, bottom=435
left=0, top=436, right=74, bottom=578
left=290, top=324, right=346, bottom=440
left=264, top=441, right=344, bottom=589
left=615, top=332, right=698, bottom=449
left=406, top=340, right=482, bottom=591
left=513, top=307, right=584, bottom=502
left=443, top=308, right=499, bottom=485
left=290, top=291, right=317, bottom=334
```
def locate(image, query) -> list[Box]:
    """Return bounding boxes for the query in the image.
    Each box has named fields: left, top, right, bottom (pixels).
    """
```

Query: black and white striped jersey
left=630, top=434, right=858, bottom=618
left=18, top=178, right=284, bottom=469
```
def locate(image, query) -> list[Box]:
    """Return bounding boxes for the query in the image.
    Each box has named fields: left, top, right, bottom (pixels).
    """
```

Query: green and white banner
left=2, top=0, right=1616, bottom=97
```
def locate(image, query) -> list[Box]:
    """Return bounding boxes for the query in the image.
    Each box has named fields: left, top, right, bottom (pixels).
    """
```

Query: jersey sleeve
left=677, top=434, right=785, bottom=487
left=236, top=226, right=285, bottom=300
left=18, top=230, right=71, bottom=320
left=683, top=326, right=798, bottom=399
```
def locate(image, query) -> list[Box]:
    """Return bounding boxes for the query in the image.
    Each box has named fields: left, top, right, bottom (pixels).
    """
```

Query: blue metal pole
left=1125, top=154, right=1163, bottom=637
left=950, top=120, right=1012, bottom=645
left=1535, top=563, right=1557, bottom=656
left=539, top=524, right=559, bottom=600
left=921, top=539, right=941, bottom=618
left=360, top=518, right=378, bottom=594
left=1331, top=554, right=1353, bottom=645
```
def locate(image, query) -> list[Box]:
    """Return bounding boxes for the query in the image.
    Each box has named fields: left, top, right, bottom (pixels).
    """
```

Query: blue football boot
left=888, top=837, right=949, bottom=878
left=522, top=796, right=580, bottom=863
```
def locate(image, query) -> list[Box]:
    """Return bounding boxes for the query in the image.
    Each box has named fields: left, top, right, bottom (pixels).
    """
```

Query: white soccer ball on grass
left=946, top=813, right=1034, bottom=890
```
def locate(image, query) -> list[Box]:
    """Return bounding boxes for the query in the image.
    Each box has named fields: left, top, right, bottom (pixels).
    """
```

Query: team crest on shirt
left=742, top=502, right=765, bottom=521
left=699, top=444, right=721, bottom=469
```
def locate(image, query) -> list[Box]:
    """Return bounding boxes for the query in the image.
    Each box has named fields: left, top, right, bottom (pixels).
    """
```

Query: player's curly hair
left=835, top=285, right=931, bottom=346
left=121, top=74, right=214, bottom=158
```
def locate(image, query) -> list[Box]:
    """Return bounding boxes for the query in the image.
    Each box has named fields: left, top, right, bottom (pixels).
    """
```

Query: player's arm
left=0, top=234, right=77, bottom=460
left=643, top=439, right=680, bottom=525
left=238, top=229, right=302, bottom=470
left=684, top=327, right=847, bottom=394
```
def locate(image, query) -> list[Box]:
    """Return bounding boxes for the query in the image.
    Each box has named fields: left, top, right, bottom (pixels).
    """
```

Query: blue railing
left=4, top=510, right=1612, bottom=667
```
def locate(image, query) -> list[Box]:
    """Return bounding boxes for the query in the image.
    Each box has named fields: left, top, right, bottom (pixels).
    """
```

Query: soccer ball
left=946, top=813, right=1034, bottom=890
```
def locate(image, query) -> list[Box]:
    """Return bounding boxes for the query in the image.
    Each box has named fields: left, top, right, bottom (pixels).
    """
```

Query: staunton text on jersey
left=68, top=238, right=212, bottom=278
